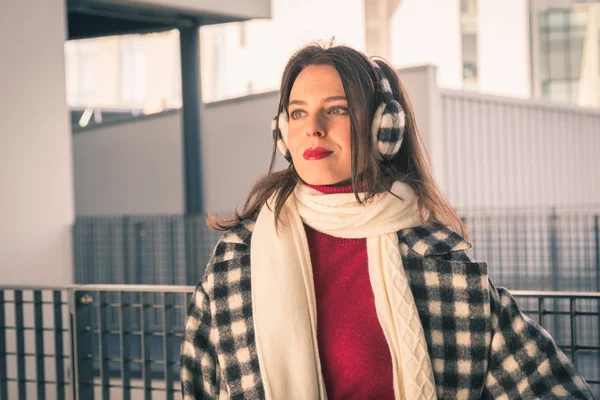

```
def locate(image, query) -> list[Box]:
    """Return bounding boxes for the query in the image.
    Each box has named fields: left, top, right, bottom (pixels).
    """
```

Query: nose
left=305, top=114, right=325, bottom=138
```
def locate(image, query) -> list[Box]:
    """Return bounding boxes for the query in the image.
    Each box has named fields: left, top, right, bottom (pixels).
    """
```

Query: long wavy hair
left=207, top=43, right=467, bottom=238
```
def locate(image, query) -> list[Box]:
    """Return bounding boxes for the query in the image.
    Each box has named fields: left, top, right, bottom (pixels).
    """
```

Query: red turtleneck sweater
left=305, top=183, right=394, bottom=400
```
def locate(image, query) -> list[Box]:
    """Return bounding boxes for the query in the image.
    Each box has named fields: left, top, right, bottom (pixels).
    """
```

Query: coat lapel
left=399, top=223, right=492, bottom=400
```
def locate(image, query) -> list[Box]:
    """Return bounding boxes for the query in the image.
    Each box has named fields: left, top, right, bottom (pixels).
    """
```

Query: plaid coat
left=180, top=220, right=595, bottom=400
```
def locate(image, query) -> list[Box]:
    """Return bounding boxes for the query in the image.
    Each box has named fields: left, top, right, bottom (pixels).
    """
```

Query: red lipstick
left=303, top=147, right=333, bottom=160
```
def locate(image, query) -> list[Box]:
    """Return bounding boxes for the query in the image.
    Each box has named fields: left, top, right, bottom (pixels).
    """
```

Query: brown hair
left=207, top=43, right=468, bottom=238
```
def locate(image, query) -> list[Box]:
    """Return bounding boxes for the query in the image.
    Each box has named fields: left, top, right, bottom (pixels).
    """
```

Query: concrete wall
left=73, top=92, right=284, bottom=215
left=73, top=111, right=185, bottom=215
left=200, top=92, right=284, bottom=214
left=0, top=0, right=74, bottom=285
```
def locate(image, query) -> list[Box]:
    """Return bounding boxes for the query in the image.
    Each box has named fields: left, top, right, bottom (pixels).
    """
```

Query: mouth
left=303, top=147, right=333, bottom=160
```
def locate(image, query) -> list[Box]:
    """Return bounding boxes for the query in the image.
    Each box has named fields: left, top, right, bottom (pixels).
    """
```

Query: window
left=65, top=31, right=182, bottom=118
left=119, top=36, right=147, bottom=106
left=539, top=8, right=590, bottom=104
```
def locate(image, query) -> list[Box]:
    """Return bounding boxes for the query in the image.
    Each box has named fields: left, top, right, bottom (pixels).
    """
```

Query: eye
left=329, top=106, right=349, bottom=115
left=290, top=109, right=306, bottom=119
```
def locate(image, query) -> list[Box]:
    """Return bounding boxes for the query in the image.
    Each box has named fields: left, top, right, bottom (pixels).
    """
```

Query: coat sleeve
left=180, top=282, right=222, bottom=399
left=484, top=279, right=595, bottom=399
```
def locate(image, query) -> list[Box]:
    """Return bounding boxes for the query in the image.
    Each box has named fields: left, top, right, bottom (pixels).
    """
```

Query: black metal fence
left=74, top=210, right=600, bottom=292
left=74, top=215, right=221, bottom=286
left=0, top=286, right=598, bottom=399
left=461, top=209, right=600, bottom=292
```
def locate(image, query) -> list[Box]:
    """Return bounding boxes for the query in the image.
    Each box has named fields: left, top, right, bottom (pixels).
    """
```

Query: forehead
left=289, top=65, right=346, bottom=99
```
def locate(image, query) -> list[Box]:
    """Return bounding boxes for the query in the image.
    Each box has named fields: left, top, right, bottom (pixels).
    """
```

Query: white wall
left=73, top=112, right=185, bottom=215
left=478, top=0, right=531, bottom=98
left=0, top=0, right=74, bottom=285
left=440, top=89, right=600, bottom=209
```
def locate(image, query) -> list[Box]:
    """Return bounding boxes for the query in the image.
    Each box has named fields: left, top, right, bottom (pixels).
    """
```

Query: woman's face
left=286, top=64, right=353, bottom=186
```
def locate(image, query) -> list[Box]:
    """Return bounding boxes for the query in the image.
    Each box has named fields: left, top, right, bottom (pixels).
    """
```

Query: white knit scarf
left=250, top=181, right=437, bottom=400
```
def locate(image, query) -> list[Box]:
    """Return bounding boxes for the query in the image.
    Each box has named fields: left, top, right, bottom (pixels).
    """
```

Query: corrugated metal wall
left=440, top=89, right=600, bottom=210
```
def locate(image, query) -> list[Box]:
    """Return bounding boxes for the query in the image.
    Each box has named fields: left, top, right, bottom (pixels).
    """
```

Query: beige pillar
left=364, top=0, right=401, bottom=59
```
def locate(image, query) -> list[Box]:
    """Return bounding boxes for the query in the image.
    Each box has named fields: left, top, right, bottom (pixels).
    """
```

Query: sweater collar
left=305, top=183, right=354, bottom=194
left=304, top=180, right=369, bottom=194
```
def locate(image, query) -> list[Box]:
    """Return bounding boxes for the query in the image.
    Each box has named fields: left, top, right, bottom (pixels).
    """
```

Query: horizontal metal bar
left=2, top=352, right=69, bottom=358
left=92, top=329, right=178, bottom=337
left=94, top=303, right=178, bottom=310
left=0, top=300, right=67, bottom=306
left=87, top=383, right=178, bottom=391
left=2, top=378, right=71, bottom=384
left=91, top=357, right=168, bottom=365
left=0, top=326, right=68, bottom=333
left=556, top=345, right=600, bottom=352
left=0, top=285, right=195, bottom=293
left=4, top=285, right=596, bottom=298
left=84, top=331, right=184, bottom=339
left=88, top=303, right=187, bottom=311
left=517, top=310, right=600, bottom=317
left=511, top=291, right=600, bottom=299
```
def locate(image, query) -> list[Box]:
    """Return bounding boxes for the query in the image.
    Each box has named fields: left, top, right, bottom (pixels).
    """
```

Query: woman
left=180, top=44, right=594, bottom=399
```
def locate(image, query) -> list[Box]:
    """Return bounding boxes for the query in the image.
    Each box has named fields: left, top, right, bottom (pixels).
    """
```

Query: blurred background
left=1, top=0, right=600, bottom=398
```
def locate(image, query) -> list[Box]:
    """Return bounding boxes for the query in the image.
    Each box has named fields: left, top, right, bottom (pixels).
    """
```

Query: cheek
left=286, top=128, right=302, bottom=152
left=334, top=124, right=353, bottom=152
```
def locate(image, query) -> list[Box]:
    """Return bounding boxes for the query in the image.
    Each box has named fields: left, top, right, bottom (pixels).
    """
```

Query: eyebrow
left=287, top=96, right=347, bottom=107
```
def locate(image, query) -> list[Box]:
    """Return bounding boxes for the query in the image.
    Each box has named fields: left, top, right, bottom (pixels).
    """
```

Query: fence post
left=0, top=291, right=8, bottom=400
left=549, top=208, right=560, bottom=291
left=73, top=291, right=95, bottom=400
left=594, top=215, right=600, bottom=358
left=548, top=208, right=561, bottom=342
left=595, top=215, right=599, bottom=293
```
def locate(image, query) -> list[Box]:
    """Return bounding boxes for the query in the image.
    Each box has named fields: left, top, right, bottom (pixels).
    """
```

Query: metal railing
left=1, top=285, right=598, bottom=399
left=511, top=290, right=600, bottom=389
left=0, top=285, right=193, bottom=400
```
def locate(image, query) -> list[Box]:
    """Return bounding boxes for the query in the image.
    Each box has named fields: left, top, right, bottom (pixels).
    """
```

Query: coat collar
left=398, top=221, right=471, bottom=257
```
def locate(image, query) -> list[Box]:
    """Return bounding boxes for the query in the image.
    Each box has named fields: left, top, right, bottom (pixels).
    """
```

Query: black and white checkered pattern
left=370, top=60, right=406, bottom=160
left=271, top=112, right=291, bottom=162
left=181, top=220, right=594, bottom=399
